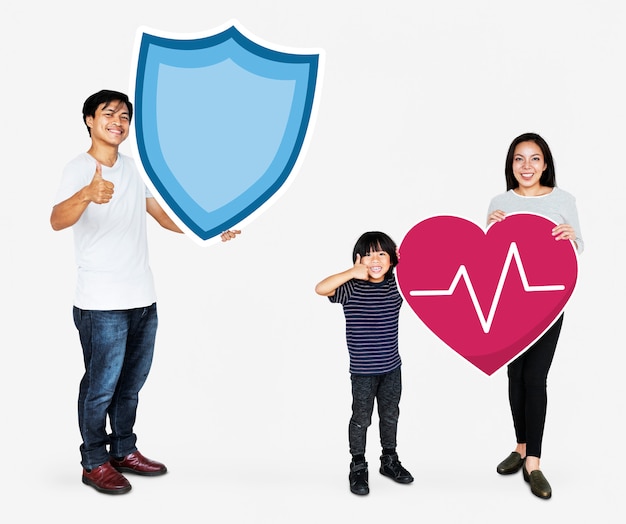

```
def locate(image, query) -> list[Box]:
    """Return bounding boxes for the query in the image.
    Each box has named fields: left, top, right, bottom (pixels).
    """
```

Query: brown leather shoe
left=110, top=451, right=167, bottom=476
left=82, top=462, right=132, bottom=494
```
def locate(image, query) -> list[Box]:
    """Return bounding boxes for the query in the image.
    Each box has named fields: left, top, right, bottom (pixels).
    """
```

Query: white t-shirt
left=55, top=152, right=156, bottom=310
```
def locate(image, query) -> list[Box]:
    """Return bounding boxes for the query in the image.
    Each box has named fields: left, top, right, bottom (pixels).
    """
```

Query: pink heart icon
left=397, top=213, right=578, bottom=375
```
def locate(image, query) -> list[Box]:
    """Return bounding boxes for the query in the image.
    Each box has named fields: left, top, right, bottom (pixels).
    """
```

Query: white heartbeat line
left=409, top=242, right=565, bottom=334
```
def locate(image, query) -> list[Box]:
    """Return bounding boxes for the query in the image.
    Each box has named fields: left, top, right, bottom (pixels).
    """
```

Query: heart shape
left=397, top=213, right=578, bottom=375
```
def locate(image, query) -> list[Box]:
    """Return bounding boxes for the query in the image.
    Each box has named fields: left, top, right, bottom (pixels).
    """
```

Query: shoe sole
left=379, top=469, right=414, bottom=484
left=112, top=466, right=168, bottom=477
left=82, top=476, right=132, bottom=495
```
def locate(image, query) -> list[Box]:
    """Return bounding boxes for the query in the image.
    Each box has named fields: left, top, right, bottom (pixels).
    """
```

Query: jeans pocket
left=73, top=306, right=82, bottom=329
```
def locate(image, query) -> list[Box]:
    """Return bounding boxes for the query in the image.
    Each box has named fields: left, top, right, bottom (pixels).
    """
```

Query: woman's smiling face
left=511, top=141, right=548, bottom=195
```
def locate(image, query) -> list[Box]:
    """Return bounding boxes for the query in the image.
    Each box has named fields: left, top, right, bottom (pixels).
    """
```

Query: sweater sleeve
left=562, top=192, right=584, bottom=254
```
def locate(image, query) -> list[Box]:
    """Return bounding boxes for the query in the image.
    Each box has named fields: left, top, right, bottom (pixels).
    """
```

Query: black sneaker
left=349, top=460, right=369, bottom=495
left=379, top=453, right=414, bottom=484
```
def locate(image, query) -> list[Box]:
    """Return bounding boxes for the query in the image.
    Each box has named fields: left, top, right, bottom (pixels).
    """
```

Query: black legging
left=507, top=314, right=564, bottom=458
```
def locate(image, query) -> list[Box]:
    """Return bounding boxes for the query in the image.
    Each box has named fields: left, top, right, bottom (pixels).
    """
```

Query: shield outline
left=129, top=20, right=324, bottom=245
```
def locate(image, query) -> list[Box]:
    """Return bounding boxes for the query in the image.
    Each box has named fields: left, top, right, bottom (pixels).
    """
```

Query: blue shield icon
left=131, top=22, right=322, bottom=243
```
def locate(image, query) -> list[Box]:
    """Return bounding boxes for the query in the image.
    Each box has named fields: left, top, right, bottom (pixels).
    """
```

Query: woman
left=487, top=132, right=583, bottom=499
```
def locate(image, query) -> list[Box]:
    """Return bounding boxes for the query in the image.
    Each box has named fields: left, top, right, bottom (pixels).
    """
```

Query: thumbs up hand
left=87, top=162, right=115, bottom=204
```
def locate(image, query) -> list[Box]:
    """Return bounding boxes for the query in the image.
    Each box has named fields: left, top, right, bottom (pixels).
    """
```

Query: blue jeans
left=73, top=304, right=158, bottom=469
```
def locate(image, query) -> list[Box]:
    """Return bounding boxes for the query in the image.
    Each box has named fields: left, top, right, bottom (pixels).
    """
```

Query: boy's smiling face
left=360, top=245, right=392, bottom=283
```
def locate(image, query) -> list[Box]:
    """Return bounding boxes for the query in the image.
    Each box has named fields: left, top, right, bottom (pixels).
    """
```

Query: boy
left=315, top=231, right=413, bottom=495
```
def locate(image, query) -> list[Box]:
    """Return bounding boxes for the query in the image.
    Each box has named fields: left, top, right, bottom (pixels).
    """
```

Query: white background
left=1, top=1, right=624, bottom=522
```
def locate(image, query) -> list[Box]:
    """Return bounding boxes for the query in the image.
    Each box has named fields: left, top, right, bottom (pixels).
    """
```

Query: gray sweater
left=487, top=187, right=584, bottom=254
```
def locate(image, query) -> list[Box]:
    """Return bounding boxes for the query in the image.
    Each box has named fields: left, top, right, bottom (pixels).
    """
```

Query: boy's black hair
left=82, top=89, right=133, bottom=136
left=352, top=231, right=399, bottom=280
left=504, top=132, right=556, bottom=191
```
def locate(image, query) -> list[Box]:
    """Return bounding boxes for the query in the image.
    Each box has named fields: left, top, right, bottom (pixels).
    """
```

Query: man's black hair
left=82, top=90, right=133, bottom=136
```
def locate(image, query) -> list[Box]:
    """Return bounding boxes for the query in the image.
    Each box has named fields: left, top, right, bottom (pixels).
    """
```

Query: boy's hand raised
left=352, top=254, right=370, bottom=281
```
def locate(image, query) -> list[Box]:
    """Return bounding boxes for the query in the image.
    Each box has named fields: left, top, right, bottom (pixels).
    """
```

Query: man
left=51, top=89, right=239, bottom=494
